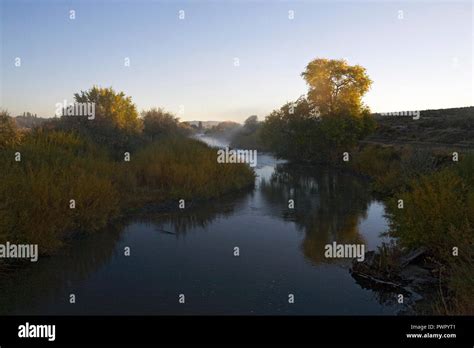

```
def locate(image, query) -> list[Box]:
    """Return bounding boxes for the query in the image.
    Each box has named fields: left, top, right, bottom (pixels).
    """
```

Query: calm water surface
left=0, top=137, right=399, bottom=315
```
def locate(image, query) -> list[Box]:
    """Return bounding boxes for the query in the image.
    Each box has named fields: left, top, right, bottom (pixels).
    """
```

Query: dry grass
left=0, top=132, right=255, bottom=256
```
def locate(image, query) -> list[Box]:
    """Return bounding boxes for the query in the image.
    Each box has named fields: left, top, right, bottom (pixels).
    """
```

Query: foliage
left=0, top=128, right=255, bottom=255
left=230, top=115, right=266, bottom=150
left=387, top=169, right=470, bottom=256
left=142, top=108, right=190, bottom=140
left=384, top=154, right=474, bottom=314
left=73, top=86, right=142, bottom=132
left=351, top=145, right=449, bottom=195
left=204, top=121, right=241, bottom=139
left=130, top=137, right=255, bottom=202
left=0, top=110, right=22, bottom=149
left=258, top=58, right=375, bottom=163
left=260, top=96, right=375, bottom=163
left=0, top=131, right=120, bottom=253
left=56, top=86, right=143, bottom=153
left=302, top=58, right=372, bottom=117
left=243, top=115, right=259, bottom=133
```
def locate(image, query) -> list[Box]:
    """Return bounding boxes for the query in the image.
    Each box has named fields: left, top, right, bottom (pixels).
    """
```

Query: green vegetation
left=0, top=130, right=119, bottom=253
left=0, top=110, right=23, bottom=149
left=368, top=107, right=474, bottom=148
left=0, top=88, right=255, bottom=257
left=55, top=86, right=144, bottom=155
left=230, top=115, right=266, bottom=150
left=338, top=144, right=473, bottom=314
left=142, top=108, right=192, bottom=141
left=259, top=58, right=375, bottom=163
left=351, top=145, right=451, bottom=195
left=204, top=121, right=241, bottom=144
left=385, top=154, right=474, bottom=314
left=126, top=137, right=255, bottom=205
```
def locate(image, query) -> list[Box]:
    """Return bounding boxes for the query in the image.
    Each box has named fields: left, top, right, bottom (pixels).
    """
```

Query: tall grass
left=0, top=132, right=255, bottom=256
left=352, top=145, right=449, bottom=194
left=129, top=137, right=255, bottom=202
left=0, top=131, right=120, bottom=253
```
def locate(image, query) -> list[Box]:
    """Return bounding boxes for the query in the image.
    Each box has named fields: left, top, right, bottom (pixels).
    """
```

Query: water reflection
left=0, top=224, right=123, bottom=314
left=134, top=190, right=250, bottom=236
left=260, top=164, right=372, bottom=264
left=0, top=154, right=396, bottom=315
left=0, top=191, right=252, bottom=315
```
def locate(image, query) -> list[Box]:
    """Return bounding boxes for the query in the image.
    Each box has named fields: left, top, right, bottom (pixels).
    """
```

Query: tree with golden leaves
left=302, top=58, right=372, bottom=117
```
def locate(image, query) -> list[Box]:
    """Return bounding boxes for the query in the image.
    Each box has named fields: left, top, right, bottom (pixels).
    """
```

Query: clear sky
left=1, top=0, right=472, bottom=122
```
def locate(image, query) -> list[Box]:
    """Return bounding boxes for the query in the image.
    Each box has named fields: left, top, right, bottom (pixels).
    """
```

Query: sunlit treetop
left=302, top=58, right=372, bottom=118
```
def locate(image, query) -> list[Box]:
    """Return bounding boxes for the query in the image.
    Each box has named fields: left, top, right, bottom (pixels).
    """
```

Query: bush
left=384, top=154, right=474, bottom=314
left=387, top=169, right=470, bottom=257
left=352, top=145, right=449, bottom=195
left=142, top=108, right=190, bottom=141
left=0, top=110, right=22, bottom=149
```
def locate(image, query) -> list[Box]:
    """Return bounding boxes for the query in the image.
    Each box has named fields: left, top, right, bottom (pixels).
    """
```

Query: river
left=0, top=135, right=400, bottom=315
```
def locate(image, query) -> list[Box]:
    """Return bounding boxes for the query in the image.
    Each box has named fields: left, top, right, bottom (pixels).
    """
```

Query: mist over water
left=194, top=133, right=231, bottom=148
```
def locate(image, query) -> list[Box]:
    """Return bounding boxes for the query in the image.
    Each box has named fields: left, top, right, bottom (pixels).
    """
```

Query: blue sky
left=1, top=0, right=472, bottom=122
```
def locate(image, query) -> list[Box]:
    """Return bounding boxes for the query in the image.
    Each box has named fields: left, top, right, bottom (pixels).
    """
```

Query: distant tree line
left=2, top=86, right=193, bottom=156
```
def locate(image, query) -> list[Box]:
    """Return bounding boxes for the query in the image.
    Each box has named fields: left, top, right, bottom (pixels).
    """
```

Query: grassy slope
left=365, top=107, right=474, bottom=150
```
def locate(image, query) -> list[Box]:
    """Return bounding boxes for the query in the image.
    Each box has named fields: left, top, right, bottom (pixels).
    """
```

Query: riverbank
left=346, top=143, right=474, bottom=315
left=0, top=151, right=399, bottom=315
left=255, top=138, right=473, bottom=315
left=0, top=131, right=255, bottom=263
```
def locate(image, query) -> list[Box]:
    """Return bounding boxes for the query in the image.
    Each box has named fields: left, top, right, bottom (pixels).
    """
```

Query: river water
left=0, top=136, right=400, bottom=315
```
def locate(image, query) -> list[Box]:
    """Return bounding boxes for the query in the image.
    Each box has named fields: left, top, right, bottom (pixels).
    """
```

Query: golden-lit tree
left=73, top=86, right=142, bottom=133
left=302, top=58, right=372, bottom=117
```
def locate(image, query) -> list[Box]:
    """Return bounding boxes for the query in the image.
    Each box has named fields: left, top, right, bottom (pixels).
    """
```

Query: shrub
left=0, top=110, right=22, bottom=149
left=389, top=155, right=474, bottom=261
